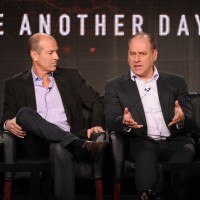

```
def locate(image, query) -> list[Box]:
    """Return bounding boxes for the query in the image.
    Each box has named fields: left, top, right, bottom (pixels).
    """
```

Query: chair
left=109, top=92, right=200, bottom=200
left=162, top=92, right=200, bottom=199
left=2, top=107, right=107, bottom=200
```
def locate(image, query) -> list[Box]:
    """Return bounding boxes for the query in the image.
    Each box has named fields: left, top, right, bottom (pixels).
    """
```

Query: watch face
left=123, top=123, right=132, bottom=133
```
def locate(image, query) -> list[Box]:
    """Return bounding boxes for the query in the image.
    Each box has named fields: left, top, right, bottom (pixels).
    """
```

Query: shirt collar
left=31, top=68, right=54, bottom=82
left=130, top=65, right=159, bottom=82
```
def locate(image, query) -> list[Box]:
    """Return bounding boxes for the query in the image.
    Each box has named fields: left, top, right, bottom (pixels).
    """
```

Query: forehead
left=40, top=37, right=58, bottom=51
left=129, top=36, right=151, bottom=51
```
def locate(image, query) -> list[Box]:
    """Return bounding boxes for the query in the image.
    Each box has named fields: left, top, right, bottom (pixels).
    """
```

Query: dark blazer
left=104, top=70, right=195, bottom=140
left=1, top=67, right=105, bottom=138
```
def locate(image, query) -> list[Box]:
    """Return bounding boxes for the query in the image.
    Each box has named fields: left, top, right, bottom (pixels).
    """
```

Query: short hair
left=28, top=33, right=56, bottom=54
left=128, top=32, right=157, bottom=51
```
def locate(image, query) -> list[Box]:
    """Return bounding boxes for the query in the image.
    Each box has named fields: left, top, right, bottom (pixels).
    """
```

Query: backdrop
left=0, top=0, right=200, bottom=116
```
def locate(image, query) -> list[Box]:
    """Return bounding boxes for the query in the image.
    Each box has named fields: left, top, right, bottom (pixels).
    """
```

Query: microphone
left=48, top=87, right=52, bottom=91
left=144, top=86, right=151, bottom=92
left=132, top=86, right=151, bottom=107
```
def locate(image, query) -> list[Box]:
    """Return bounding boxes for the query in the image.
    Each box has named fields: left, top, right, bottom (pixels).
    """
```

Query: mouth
left=134, top=64, right=142, bottom=68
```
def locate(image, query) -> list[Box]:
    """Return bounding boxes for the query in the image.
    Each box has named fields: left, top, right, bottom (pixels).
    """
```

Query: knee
left=16, top=107, right=35, bottom=124
left=17, top=107, right=35, bottom=120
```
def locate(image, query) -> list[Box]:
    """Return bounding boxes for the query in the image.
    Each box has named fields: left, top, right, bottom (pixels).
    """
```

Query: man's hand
left=87, top=126, right=105, bottom=139
left=5, top=117, right=26, bottom=138
left=123, top=107, right=143, bottom=128
left=168, top=100, right=185, bottom=127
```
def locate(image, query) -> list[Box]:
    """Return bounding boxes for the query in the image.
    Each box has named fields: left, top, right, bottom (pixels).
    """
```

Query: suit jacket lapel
left=54, top=69, right=71, bottom=123
left=157, top=73, right=172, bottom=123
left=23, top=70, right=37, bottom=110
left=122, top=72, right=147, bottom=125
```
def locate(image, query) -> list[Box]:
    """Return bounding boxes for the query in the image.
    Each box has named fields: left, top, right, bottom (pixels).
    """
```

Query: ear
left=153, top=49, right=158, bottom=62
left=30, top=50, right=38, bottom=62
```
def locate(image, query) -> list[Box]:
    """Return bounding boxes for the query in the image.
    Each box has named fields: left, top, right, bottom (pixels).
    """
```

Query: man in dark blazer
left=104, top=32, right=196, bottom=199
left=1, top=33, right=106, bottom=200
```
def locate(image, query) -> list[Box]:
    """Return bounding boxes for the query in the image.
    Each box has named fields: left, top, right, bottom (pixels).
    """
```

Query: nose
left=134, top=54, right=141, bottom=62
left=53, top=52, right=59, bottom=60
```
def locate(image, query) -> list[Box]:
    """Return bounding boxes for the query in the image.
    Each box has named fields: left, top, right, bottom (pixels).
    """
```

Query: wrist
left=3, top=119, right=10, bottom=130
left=123, top=122, right=131, bottom=132
left=176, top=121, right=184, bottom=129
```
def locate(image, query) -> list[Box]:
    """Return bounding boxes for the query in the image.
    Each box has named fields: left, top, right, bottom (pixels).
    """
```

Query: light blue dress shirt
left=32, top=69, right=71, bottom=132
left=130, top=66, right=170, bottom=140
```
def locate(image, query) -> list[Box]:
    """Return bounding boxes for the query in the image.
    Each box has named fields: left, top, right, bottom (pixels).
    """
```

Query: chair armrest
left=194, top=132, right=200, bottom=158
left=91, top=131, right=108, bottom=179
left=109, top=131, right=124, bottom=181
left=2, top=131, right=16, bottom=180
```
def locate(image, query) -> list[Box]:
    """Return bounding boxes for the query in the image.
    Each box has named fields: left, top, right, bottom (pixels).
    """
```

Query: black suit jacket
left=1, top=67, right=105, bottom=138
left=104, top=70, right=195, bottom=140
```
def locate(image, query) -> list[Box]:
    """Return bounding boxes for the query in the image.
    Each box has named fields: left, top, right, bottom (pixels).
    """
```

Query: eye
left=129, top=51, right=135, bottom=56
left=140, top=52, right=147, bottom=56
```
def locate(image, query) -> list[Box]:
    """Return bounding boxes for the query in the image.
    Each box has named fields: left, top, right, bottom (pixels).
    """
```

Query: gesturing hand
left=168, top=100, right=185, bottom=127
left=123, top=107, right=143, bottom=128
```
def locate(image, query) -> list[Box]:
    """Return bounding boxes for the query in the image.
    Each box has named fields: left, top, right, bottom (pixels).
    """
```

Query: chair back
left=189, top=92, right=200, bottom=132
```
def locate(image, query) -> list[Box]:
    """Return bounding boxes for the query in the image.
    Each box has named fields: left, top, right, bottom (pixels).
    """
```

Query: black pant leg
left=128, top=139, right=160, bottom=193
left=16, top=107, right=78, bottom=146
left=50, top=143, right=75, bottom=200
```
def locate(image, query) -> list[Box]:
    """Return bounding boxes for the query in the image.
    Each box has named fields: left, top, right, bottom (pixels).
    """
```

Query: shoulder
left=159, top=71, right=184, bottom=79
left=159, top=71, right=184, bottom=81
left=4, top=70, right=30, bottom=84
left=55, top=67, right=82, bottom=77
left=55, top=67, right=86, bottom=86
left=106, top=72, right=129, bottom=85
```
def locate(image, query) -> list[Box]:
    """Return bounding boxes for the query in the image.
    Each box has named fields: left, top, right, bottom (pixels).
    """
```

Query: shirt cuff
left=3, top=119, right=10, bottom=130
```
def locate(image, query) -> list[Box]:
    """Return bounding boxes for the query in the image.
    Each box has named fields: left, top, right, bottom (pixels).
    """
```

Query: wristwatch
left=123, top=123, right=132, bottom=132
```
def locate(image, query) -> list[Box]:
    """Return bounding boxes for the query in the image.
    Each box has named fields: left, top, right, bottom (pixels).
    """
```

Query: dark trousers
left=127, top=137, right=195, bottom=194
left=16, top=107, right=87, bottom=200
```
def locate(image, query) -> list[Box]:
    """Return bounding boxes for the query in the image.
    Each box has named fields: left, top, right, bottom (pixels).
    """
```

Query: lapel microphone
left=144, top=86, right=151, bottom=92
left=48, top=87, right=52, bottom=91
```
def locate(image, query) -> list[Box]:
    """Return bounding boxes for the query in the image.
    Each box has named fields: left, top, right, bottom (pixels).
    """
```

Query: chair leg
left=4, top=180, right=12, bottom=200
left=95, top=179, right=103, bottom=200
left=114, top=182, right=121, bottom=200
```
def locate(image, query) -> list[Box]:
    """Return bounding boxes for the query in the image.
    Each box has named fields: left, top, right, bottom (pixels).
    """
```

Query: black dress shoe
left=139, top=189, right=153, bottom=200
left=82, top=141, right=107, bottom=160
left=139, top=189, right=163, bottom=200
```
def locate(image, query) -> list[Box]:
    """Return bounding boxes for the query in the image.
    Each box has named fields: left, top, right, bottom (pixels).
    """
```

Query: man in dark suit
left=1, top=33, right=106, bottom=200
left=104, top=32, right=196, bottom=199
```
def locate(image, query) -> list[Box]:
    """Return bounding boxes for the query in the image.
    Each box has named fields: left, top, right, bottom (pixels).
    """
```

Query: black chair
left=162, top=92, right=200, bottom=199
left=2, top=108, right=107, bottom=200
left=109, top=92, right=200, bottom=200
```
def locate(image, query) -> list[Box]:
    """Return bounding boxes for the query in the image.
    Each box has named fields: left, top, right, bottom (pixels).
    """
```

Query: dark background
left=0, top=0, right=200, bottom=117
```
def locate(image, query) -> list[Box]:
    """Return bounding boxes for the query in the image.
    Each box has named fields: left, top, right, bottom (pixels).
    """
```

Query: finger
left=87, top=132, right=92, bottom=139
left=124, top=107, right=128, bottom=113
left=168, top=120, right=177, bottom=127
left=15, top=124, right=24, bottom=130
left=129, top=124, right=143, bottom=128
left=13, top=133, right=25, bottom=138
left=171, top=116, right=178, bottom=122
left=96, top=127, right=104, bottom=132
left=93, top=127, right=104, bottom=133
left=175, top=100, right=179, bottom=107
left=11, top=130, right=26, bottom=138
left=87, top=128, right=93, bottom=138
left=128, top=121, right=143, bottom=128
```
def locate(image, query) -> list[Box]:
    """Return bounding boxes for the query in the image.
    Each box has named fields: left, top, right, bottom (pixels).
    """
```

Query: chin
left=51, top=66, right=57, bottom=71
